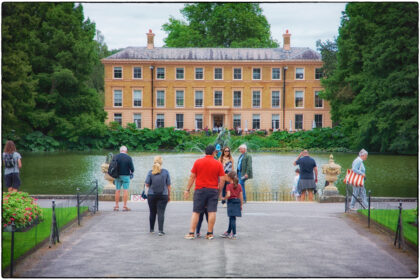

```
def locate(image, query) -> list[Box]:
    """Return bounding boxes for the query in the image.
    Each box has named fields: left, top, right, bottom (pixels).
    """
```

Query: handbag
left=343, top=169, right=364, bottom=187
left=141, top=184, right=148, bottom=199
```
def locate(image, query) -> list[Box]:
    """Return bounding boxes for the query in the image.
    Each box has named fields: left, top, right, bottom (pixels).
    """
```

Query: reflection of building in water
left=102, top=30, right=332, bottom=131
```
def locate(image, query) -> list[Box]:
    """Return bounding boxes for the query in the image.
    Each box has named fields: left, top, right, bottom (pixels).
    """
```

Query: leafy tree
left=162, top=3, right=278, bottom=48
left=316, top=39, right=338, bottom=79
left=320, top=3, right=418, bottom=154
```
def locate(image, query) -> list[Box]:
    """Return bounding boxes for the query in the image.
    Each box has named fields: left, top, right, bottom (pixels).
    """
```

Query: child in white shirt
left=291, top=168, right=300, bottom=201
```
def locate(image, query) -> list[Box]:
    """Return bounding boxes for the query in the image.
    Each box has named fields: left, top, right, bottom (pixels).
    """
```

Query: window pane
left=195, top=114, right=203, bottom=129
left=252, top=91, right=261, bottom=107
left=195, top=91, right=203, bottom=107
left=176, top=68, right=184, bottom=79
left=315, top=114, right=323, bottom=128
left=253, top=68, right=261, bottom=79
left=114, top=113, right=122, bottom=125
left=315, top=91, right=323, bottom=108
left=233, top=114, right=241, bottom=129
left=157, top=90, right=165, bottom=107
left=272, top=114, right=280, bottom=129
left=272, top=68, right=280, bottom=79
left=295, top=114, right=303, bottom=129
left=157, top=68, right=165, bottom=79
left=233, top=91, right=241, bottom=107
left=295, top=91, right=303, bottom=107
left=176, top=114, right=184, bottom=129
left=233, top=68, right=242, bottom=80
left=133, top=67, right=141, bottom=79
left=252, top=114, right=260, bottom=130
left=133, top=113, right=141, bottom=128
left=296, top=68, right=304, bottom=79
left=176, top=90, right=184, bottom=107
left=272, top=91, right=280, bottom=108
left=157, top=114, right=164, bottom=128
left=133, top=90, right=142, bottom=107
left=315, top=68, right=323, bottom=79
left=195, top=68, right=203, bottom=79
left=214, top=91, right=222, bottom=106
left=114, top=67, right=122, bottom=79
left=114, top=90, right=122, bottom=106
left=214, top=68, right=222, bottom=80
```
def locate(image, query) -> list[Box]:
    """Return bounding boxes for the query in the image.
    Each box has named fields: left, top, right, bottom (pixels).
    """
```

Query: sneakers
left=196, top=233, right=201, bottom=238
left=158, top=232, right=165, bottom=236
left=205, top=233, right=214, bottom=240
left=184, top=233, right=195, bottom=240
left=349, top=207, right=357, bottom=211
left=229, top=234, right=237, bottom=239
left=219, top=232, right=230, bottom=238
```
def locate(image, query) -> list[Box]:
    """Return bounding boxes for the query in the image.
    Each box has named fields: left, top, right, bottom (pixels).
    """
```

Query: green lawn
left=359, top=208, right=418, bottom=246
left=2, top=206, right=88, bottom=269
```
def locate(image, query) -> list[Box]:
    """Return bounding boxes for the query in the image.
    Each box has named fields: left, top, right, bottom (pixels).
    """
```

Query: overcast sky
left=82, top=2, right=347, bottom=51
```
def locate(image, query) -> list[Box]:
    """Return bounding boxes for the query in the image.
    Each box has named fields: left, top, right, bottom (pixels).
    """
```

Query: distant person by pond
left=237, top=144, right=252, bottom=203
left=220, top=171, right=243, bottom=239
left=184, top=145, right=225, bottom=240
left=145, top=156, right=171, bottom=235
left=349, top=149, right=369, bottom=211
left=3, top=140, right=22, bottom=192
left=219, top=146, right=234, bottom=207
left=113, top=146, right=134, bottom=211
left=291, top=168, right=300, bottom=201
left=293, top=150, right=318, bottom=201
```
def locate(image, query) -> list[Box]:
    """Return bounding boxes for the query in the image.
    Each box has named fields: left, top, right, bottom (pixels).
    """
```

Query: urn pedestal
left=101, top=163, right=116, bottom=195
left=320, top=154, right=345, bottom=202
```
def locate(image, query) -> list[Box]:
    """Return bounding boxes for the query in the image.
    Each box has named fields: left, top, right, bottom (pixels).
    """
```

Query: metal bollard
left=368, top=190, right=371, bottom=228
left=10, top=221, right=15, bottom=277
left=77, top=188, right=80, bottom=226
left=95, top=180, right=99, bottom=213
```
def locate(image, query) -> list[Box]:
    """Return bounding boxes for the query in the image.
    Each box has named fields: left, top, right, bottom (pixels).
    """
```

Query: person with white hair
left=349, top=149, right=369, bottom=210
left=113, top=145, right=134, bottom=211
left=237, top=144, right=253, bottom=203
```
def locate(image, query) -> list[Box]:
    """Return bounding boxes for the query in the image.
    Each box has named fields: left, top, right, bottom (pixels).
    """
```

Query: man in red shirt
left=184, top=145, right=225, bottom=240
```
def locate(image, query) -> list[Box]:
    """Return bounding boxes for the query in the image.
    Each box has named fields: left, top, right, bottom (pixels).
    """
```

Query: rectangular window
left=272, top=68, right=280, bottom=80
left=157, top=90, right=165, bottom=107
left=114, top=113, right=122, bottom=125
left=233, top=114, right=241, bottom=129
left=176, top=114, right=184, bottom=129
left=113, top=90, right=122, bottom=107
left=253, top=68, right=261, bottom=80
left=233, top=68, right=242, bottom=80
left=315, top=91, right=323, bottom=108
left=156, top=67, right=165, bottom=79
left=133, top=113, right=141, bottom=129
left=233, top=91, right=241, bottom=108
left=296, top=68, right=304, bottom=80
left=133, top=67, right=142, bottom=79
left=176, top=68, right=184, bottom=80
left=315, top=114, right=323, bottom=128
left=315, top=68, right=323, bottom=80
left=113, top=67, right=122, bottom=79
left=295, top=91, right=304, bottom=108
left=133, top=90, right=142, bottom=107
left=252, top=90, right=261, bottom=108
left=295, top=114, right=303, bottom=130
left=252, top=114, right=260, bottom=130
left=195, top=67, right=204, bottom=80
left=195, top=114, right=203, bottom=130
left=156, top=114, right=164, bottom=128
left=272, top=114, right=280, bottom=130
left=214, top=91, right=222, bottom=106
left=195, top=90, right=203, bottom=108
left=214, top=68, right=223, bottom=80
left=176, top=90, right=184, bottom=108
left=272, top=91, right=280, bottom=108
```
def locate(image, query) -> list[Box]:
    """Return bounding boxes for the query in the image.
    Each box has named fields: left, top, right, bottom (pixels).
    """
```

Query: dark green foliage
left=320, top=3, right=418, bottom=154
left=162, top=3, right=278, bottom=48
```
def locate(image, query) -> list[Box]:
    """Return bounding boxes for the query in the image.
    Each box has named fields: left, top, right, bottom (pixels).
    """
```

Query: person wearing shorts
left=184, top=145, right=225, bottom=240
left=114, top=146, right=134, bottom=211
left=3, top=140, right=22, bottom=192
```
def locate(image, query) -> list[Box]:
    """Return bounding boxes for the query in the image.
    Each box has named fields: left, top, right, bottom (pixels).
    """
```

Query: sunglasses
left=224, top=150, right=230, bottom=153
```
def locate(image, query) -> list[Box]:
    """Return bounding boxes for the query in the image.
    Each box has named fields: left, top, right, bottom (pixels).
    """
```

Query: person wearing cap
left=215, top=144, right=222, bottom=159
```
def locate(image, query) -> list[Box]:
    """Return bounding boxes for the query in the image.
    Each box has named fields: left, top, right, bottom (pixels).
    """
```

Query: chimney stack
left=283, top=29, right=291, bottom=51
left=147, top=29, right=155, bottom=49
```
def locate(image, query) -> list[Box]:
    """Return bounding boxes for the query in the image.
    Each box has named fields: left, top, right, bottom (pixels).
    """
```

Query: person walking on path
left=145, top=156, right=171, bottom=235
left=349, top=149, right=369, bottom=210
left=3, top=140, right=22, bottom=192
left=184, top=145, right=225, bottom=240
left=293, top=150, right=317, bottom=201
left=219, top=146, right=234, bottom=207
left=114, top=146, right=134, bottom=211
left=220, top=171, right=243, bottom=239
left=237, top=144, right=252, bottom=203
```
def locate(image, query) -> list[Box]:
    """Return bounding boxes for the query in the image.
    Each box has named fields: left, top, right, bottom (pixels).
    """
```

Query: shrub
left=2, top=192, right=43, bottom=230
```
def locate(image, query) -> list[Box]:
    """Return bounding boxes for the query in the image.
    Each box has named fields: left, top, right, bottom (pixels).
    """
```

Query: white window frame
left=214, top=67, right=223, bottom=80
left=295, top=90, right=304, bottom=108
left=176, top=114, right=184, bottom=129
left=114, top=113, right=122, bottom=125
left=233, top=67, right=242, bottom=80
left=133, top=66, right=142, bottom=79
left=156, top=67, right=165, bottom=80
left=156, top=114, right=165, bottom=128
left=314, top=91, right=324, bottom=108
left=271, top=90, right=280, bottom=108
left=233, top=114, right=241, bottom=129
left=133, top=89, right=142, bottom=108
left=113, top=89, right=123, bottom=107
left=233, top=90, right=242, bottom=108
left=295, top=114, right=304, bottom=130
left=175, top=67, right=185, bottom=80
left=156, top=89, right=166, bottom=108
left=195, top=67, right=204, bottom=80
left=133, top=113, right=141, bottom=129
left=272, top=114, right=280, bottom=130
left=295, top=67, right=304, bottom=80
left=271, top=67, right=281, bottom=80
left=214, top=90, right=223, bottom=106
left=252, top=90, right=261, bottom=108
left=195, top=114, right=203, bottom=130
left=315, top=68, right=323, bottom=80
left=252, top=67, right=262, bottom=80
left=252, top=114, right=260, bottom=130
left=113, top=66, right=123, bottom=79
left=194, top=90, right=204, bottom=108
left=175, top=89, right=185, bottom=108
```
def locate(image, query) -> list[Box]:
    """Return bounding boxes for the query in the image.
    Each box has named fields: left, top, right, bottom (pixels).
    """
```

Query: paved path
left=18, top=201, right=417, bottom=277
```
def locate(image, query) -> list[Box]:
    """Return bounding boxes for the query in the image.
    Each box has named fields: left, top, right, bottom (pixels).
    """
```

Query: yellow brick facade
left=103, top=60, right=331, bottom=131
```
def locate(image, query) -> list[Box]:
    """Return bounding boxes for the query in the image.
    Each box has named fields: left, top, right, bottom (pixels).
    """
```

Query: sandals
left=122, top=207, right=131, bottom=211
left=113, top=206, right=119, bottom=211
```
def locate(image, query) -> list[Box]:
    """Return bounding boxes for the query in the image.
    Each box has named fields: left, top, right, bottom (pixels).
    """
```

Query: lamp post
left=150, top=66, right=154, bottom=129
left=282, top=66, right=288, bottom=130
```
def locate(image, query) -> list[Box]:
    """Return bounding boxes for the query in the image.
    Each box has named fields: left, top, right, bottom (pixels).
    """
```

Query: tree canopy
left=319, top=3, right=418, bottom=154
left=162, top=3, right=278, bottom=48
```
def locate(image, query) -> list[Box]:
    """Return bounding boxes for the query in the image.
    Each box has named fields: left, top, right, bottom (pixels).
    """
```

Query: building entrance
left=213, top=115, right=224, bottom=129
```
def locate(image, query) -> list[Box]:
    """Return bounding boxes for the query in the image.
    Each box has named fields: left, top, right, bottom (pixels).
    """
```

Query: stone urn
left=101, top=153, right=116, bottom=194
left=321, top=154, right=341, bottom=196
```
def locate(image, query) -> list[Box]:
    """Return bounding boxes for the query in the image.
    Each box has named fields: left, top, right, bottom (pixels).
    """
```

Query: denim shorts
left=115, top=175, right=130, bottom=190
left=4, top=172, right=21, bottom=189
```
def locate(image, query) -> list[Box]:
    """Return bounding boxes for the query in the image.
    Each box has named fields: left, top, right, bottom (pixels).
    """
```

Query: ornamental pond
left=14, top=151, right=418, bottom=198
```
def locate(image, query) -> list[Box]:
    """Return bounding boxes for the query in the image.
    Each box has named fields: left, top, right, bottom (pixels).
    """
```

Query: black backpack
left=107, top=155, right=119, bottom=179
left=4, top=153, right=15, bottom=168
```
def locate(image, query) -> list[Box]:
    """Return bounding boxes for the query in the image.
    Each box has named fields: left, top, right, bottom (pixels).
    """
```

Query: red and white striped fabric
left=343, top=169, right=364, bottom=187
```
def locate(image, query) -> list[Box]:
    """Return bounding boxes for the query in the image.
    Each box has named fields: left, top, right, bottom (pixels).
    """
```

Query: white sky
left=81, top=2, right=347, bottom=51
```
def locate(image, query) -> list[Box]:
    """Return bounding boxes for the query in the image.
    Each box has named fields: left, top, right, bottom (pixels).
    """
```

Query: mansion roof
left=103, top=47, right=321, bottom=62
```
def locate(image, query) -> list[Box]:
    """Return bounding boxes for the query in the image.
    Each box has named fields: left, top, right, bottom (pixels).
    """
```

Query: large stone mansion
left=102, top=30, right=331, bottom=131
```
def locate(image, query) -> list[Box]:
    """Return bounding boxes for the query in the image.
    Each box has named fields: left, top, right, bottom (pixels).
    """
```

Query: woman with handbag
left=145, top=156, right=171, bottom=235
left=349, top=149, right=368, bottom=210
